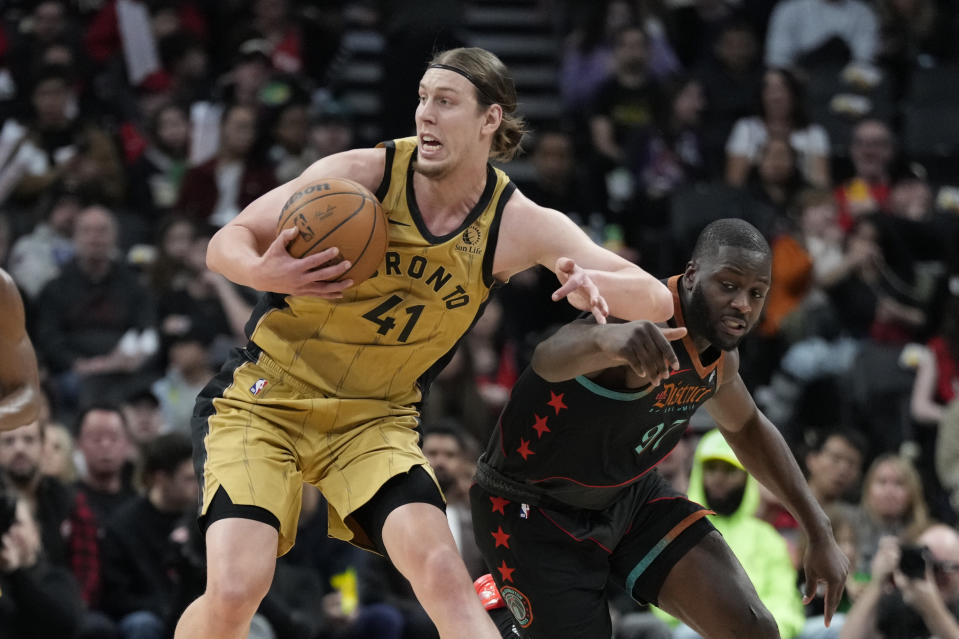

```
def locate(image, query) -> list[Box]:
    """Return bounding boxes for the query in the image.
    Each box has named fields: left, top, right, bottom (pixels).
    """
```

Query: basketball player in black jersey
left=471, top=219, right=848, bottom=638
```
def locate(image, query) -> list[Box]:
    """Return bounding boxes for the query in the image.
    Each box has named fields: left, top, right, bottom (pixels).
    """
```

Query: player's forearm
left=207, top=224, right=268, bottom=290
left=0, top=383, right=41, bottom=431
left=587, top=268, right=673, bottom=322
left=724, top=413, right=831, bottom=540
left=531, top=321, right=622, bottom=382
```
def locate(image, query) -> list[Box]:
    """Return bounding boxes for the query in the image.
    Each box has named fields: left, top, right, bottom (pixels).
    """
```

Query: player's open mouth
left=420, top=135, right=443, bottom=152
left=720, top=317, right=746, bottom=334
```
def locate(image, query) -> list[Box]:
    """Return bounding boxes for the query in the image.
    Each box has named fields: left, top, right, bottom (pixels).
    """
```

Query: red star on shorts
left=497, top=559, right=515, bottom=583
left=516, top=438, right=535, bottom=461
left=490, top=496, right=510, bottom=515
left=531, top=414, right=550, bottom=439
left=491, top=526, right=511, bottom=549
left=547, top=391, right=567, bottom=415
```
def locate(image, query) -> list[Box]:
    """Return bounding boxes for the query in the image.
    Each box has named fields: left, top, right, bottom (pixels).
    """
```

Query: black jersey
left=477, top=275, right=726, bottom=510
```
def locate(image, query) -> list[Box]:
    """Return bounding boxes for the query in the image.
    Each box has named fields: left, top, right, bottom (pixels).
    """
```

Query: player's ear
left=683, top=260, right=697, bottom=288
left=482, top=103, right=502, bottom=134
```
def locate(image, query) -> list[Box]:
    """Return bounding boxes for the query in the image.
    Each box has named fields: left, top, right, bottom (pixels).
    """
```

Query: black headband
left=428, top=63, right=498, bottom=106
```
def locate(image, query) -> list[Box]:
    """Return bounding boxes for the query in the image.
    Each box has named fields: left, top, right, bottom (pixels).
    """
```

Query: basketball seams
left=278, top=190, right=364, bottom=231
left=337, top=195, right=383, bottom=280
left=289, top=194, right=368, bottom=259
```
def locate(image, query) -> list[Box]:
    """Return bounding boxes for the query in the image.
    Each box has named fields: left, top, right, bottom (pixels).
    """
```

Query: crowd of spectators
left=1, top=1, right=959, bottom=638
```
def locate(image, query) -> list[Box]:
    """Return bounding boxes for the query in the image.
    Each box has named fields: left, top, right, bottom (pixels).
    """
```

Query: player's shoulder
left=301, top=148, right=387, bottom=194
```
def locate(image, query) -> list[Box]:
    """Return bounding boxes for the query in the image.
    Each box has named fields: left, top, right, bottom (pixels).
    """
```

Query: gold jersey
left=246, top=137, right=515, bottom=407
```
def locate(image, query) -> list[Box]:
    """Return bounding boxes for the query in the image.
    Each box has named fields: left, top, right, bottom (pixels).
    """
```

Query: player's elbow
left=647, top=281, right=674, bottom=322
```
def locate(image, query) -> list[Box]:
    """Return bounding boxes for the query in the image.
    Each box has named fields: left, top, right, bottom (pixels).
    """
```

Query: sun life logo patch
left=501, top=586, right=533, bottom=628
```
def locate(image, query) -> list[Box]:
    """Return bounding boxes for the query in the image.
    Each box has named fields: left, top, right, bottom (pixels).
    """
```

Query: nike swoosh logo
left=669, top=368, right=691, bottom=377
left=388, top=220, right=410, bottom=226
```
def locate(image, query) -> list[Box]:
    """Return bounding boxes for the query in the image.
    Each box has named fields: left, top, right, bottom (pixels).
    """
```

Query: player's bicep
left=494, top=195, right=631, bottom=278
left=704, top=373, right=760, bottom=434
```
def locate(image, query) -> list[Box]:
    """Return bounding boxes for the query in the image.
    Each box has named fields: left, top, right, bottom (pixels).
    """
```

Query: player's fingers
left=802, top=574, right=817, bottom=605
left=276, top=226, right=300, bottom=248
left=652, top=330, right=681, bottom=372
left=591, top=305, right=607, bottom=325
left=822, top=580, right=842, bottom=627
left=661, top=327, right=687, bottom=342
left=551, top=276, right=580, bottom=301
left=554, top=257, right=575, bottom=274
left=300, top=247, right=340, bottom=269
left=306, top=261, right=352, bottom=282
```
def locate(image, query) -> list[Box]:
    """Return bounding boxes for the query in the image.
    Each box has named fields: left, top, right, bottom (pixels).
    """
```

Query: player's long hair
left=430, top=48, right=527, bottom=162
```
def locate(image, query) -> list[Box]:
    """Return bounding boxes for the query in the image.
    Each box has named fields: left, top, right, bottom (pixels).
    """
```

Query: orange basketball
left=276, top=177, right=388, bottom=286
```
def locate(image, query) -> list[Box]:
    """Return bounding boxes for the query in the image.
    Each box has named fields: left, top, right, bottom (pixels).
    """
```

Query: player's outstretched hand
left=552, top=257, right=609, bottom=324
left=596, top=321, right=686, bottom=387
left=256, top=227, right=355, bottom=297
left=802, top=534, right=850, bottom=628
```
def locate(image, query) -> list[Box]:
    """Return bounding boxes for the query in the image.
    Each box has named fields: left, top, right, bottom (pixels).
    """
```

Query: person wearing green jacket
left=657, top=428, right=806, bottom=639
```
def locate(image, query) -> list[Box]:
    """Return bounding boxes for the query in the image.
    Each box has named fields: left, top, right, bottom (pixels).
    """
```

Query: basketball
left=276, top=177, right=388, bottom=286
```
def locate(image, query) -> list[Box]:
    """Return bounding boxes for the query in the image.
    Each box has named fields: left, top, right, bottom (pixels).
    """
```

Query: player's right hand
left=596, top=321, right=686, bottom=387
left=256, top=227, right=355, bottom=297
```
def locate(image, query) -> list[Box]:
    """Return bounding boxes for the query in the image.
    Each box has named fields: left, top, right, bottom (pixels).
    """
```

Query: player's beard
left=685, top=283, right=741, bottom=352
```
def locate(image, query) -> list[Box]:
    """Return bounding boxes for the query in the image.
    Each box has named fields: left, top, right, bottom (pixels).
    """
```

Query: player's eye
left=752, top=289, right=766, bottom=299
left=721, top=281, right=735, bottom=291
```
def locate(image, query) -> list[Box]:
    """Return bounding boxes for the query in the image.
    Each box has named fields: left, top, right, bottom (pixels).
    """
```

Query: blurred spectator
left=7, top=1, right=80, bottom=99
left=0, top=418, right=107, bottom=623
left=840, top=524, right=959, bottom=639
left=309, top=103, right=356, bottom=160
left=765, top=0, right=879, bottom=69
left=834, top=119, right=895, bottom=231
left=628, top=75, right=708, bottom=228
left=726, top=67, right=831, bottom=187
left=35, top=205, right=157, bottom=411
left=745, top=136, right=810, bottom=215
left=664, top=0, right=739, bottom=69
left=146, top=215, right=195, bottom=297
left=41, top=421, right=76, bottom=483
left=759, top=189, right=843, bottom=347
left=358, top=551, right=438, bottom=639
left=558, top=1, right=625, bottom=117
left=694, top=20, right=764, bottom=176
left=589, top=25, right=663, bottom=169
left=120, top=388, right=166, bottom=456
left=74, top=404, right=137, bottom=528
left=84, top=0, right=207, bottom=92
left=804, top=429, right=866, bottom=508
left=0, top=65, right=124, bottom=208
left=422, top=422, right=484, bottom=580
left=661, top=429, right=805, bottom=639
left=888, top=162, right=934, bottom=222
left=6, top=183, right=78, bottom=300
left=850, top=454, right=930, bottom=572
left=126, top=102, right=191, bottom=224
left=176, top=102, right=276, bottom=226
left=151, top=327, right=214, bottom=435
left=911, top=298, right=959, bottom=426
left=513, top=128, right=595, bottom=221
left=0, top=476, right=85, bottom=639
left=461, top=298, right=517, bottom=430
left=100, top=433, right=198, bottom=639
left=154, top=224, right=254, bottom=364
left=268, top=99, right=315, bottom=183
left=876, top=0, right=958, bottom=94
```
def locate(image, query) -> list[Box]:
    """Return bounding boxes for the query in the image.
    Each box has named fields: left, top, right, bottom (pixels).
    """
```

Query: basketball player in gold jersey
left=0, top=268, right=41, bottom=432
left=175, top=47, right=674, bottom=639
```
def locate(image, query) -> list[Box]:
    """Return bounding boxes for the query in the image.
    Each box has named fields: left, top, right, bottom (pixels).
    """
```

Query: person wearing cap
left=177, top=46, right=672, bottom=639
left=661, top=429, right=805, bottom=638
left=470, top=219, right=845, bottom=638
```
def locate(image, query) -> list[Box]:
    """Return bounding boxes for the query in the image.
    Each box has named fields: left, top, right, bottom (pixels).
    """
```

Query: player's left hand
left=551, top=257, right=609, bottom=324
left=802, top=533, right=850, bottom=627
